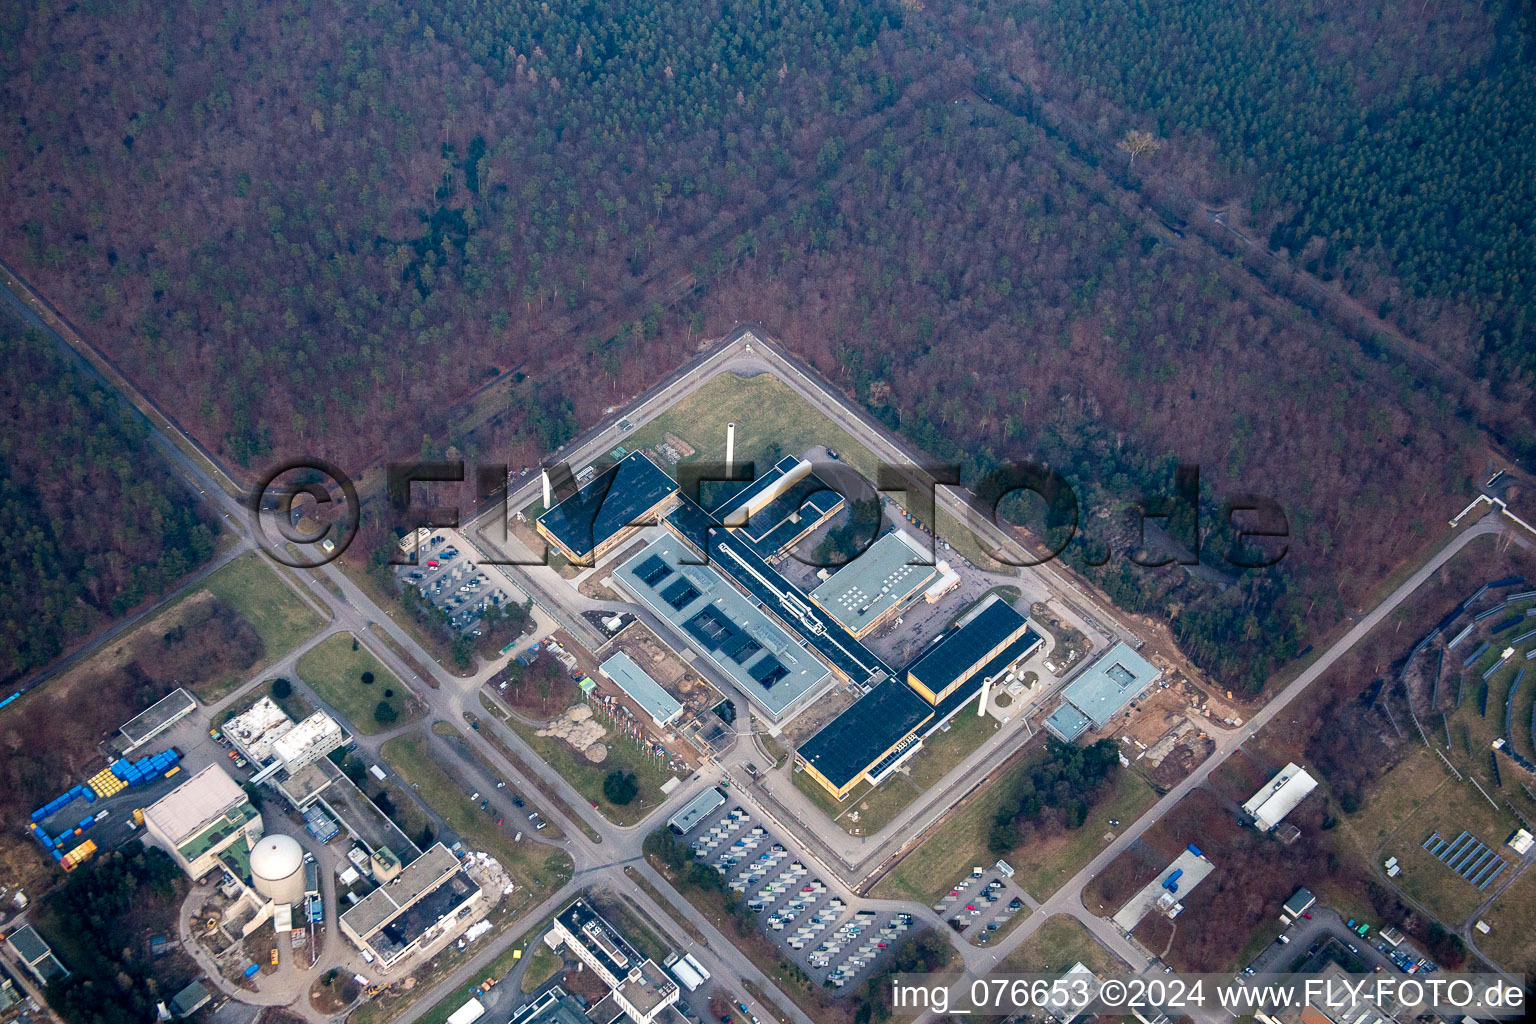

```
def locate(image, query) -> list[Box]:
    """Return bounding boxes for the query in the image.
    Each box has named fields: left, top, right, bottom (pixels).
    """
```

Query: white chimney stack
left=977, top=675, right=992, bottom=716
left=726, top=422, right=736, bottom=476
left=542, top=468, right=552, bottom=508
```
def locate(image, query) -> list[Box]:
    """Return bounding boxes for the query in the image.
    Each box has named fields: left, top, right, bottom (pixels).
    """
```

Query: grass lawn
left=1341, top=747, right=1455, bottom=846
left=1013, top=770, right=1158, bottom=900
left=1380, top=778, right=1521, bottom=928
left=173, top=551, right=328, bottom=701
left=997, top=915, right=1128, bottom=975
left=623, top=372, right=881, bottom=484
left=297, top=632, right=419, bottom=734
left=501, top=712, right=679, bottom=827
left=470, top=707, right=605, bottom=844
left=381, top=731, right=574, bottom=893
left=518, top=941, right=562, bottom=993
left=872, top=752, right=1155, bottom=903
left=623, top=866, right=709, bottom=946
left=825, top=712, right=1004, bottom=836
left=1477, top=862, right=1536, bottom=974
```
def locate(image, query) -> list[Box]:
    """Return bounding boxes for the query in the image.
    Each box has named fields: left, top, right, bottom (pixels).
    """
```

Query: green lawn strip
left=518, top=941, right=563, bottom=994
left=791, top=766, right=862, bottom=823
left=381, top=731, right=574, bottom=892
left=1012, top=769, right=1158, bottom=900
left=623, top=372, right=880, bottom=488
left=297, top=632, right=420, bottom=734
left=469, top=708, right=604, bottom=844
left=499, top=706, right=677, bottom=827
left=372, top=627, right=443, bottom=690
left=588, top=889, right=671, bottom=962
left=623, top=866, right=710, bottom=947
left=871, top=756, right=1031, bottom=902
left=430, top=720, right=566, bottom=841
left=872, top=748, right=1153, bottom=904
left=997, top=915, right=1128, bottom=975
left=1379, top=779, right=1520, bottom=928
left=968, top=904, right=1033, bottom=948
left=832, top=712, right=1003, bottom=836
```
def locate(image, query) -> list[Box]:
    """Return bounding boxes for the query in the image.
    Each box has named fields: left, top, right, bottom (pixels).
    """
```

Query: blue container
left=244, top=964, right=260, bottom=979
left=1187, top=844, right=1203, bottom=857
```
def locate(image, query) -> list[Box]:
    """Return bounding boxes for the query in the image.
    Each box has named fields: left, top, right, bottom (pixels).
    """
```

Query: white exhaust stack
left=542, top=468, right=552, bottom=508
left=726, top=422, right=736, bottom=477
left=977, top=675, right=993, bottom=716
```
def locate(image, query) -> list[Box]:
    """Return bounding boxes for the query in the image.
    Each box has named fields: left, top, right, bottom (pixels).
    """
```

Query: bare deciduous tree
left=1118, top=128, right=1163, bottom=167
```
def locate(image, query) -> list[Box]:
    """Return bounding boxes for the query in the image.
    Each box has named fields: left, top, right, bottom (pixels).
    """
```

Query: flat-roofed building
left=339, top=843, right=481, bottom=970
left=116, top=688, right=197, bottom=754
left=536, top=452, right=680, bottom=565
left=906, top=599, right=1040, bottom=705
left=614, top=534, right=831, bottom=720
left=1243, top=763, right=1318, bottom=832
left=795, top=680, right=933, bottom=799
left=142, top=764, right=264, bottom=879
left=598, top=652, right=684, bottom=728
left=224, top=697, right=296, bottom=764
left=667, top=786, right=727, bottom=835
left=5, top=925, right=68, bottom=986
left=809, top=530, right=937, bottom=638
left=710, top=455, right=845, bottom=557
left=1044, top=642, right=1160, bottom=742
left=271, top=712, right=344, bottom=771
left=545, top=899, right=679, bottom=1024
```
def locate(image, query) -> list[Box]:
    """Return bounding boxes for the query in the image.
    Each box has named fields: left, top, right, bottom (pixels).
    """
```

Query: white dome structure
left=249, top=833, right=305, bottom=905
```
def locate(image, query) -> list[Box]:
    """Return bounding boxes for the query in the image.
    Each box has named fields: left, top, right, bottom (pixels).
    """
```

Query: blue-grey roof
left=536, top=452, right=677, bottom=559
left=599, top=652, right=684, bottom=726
left=614, top=534, right=830, bottom=717
left=1043, top=702, right=1092, bottom=742
left=667, top=786, right=727, bottom=835
left=1058, top=642, right=1160, bottom=728
left=810, top=530, right=937, bottom=635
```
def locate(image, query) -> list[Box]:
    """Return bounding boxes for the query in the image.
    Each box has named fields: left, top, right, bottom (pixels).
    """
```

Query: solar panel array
left=1422, top=830, right=1508, bottom=890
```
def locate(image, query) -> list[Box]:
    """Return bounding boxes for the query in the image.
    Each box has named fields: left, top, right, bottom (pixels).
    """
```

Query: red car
left=427, top=559, right=439, bottom=568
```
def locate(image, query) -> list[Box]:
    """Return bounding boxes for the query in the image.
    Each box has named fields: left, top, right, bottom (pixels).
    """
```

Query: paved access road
left=4, top=271, right=1526, bottom=1024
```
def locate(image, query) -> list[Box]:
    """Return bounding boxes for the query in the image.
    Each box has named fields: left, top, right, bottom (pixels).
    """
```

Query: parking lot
left=932, top=865, right=1028, bottom=945
left=682, top=803, right=913, bottom=988
left=392, top=533, right=512, bottom=637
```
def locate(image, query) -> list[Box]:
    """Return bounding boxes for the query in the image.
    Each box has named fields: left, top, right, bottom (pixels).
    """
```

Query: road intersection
left=4, top=279, right=1527, bottom=1024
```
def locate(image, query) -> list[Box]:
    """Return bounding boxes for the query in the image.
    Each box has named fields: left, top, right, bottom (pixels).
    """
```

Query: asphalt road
left=4, top=272, right=1529, bottom=1024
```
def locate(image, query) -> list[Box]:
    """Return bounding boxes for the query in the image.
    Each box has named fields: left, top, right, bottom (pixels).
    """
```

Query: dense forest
left=0, top=317, right=217, bottom=679
left=988, top=739, right=1120, bottom=854
left=940, top=0, right=1536, bottom=447
left=37, top=844, right=193, bottom=1024
left=0, top=0, right=1506, bottom=693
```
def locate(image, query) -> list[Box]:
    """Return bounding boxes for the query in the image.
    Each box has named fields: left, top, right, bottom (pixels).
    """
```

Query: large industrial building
left=797, top=598, right=1043, bottom=799
left=614, top=534, right=832, bottom=719
left=907, top=599, right=1042, bottom=704
left=536, top=451, right=681, bottom=565
left=545, top=899, right=679, bottom=1024
left=1243, top=763, right=1319, bottom=832
left=142, top=764, right=264, bottom=879
left=808, top=529, right=937, bottom=637
left=339, top=842, right=482, bottom=970
left=114, top=688, right=197, bottom=755
left=1043, top=642, right=1161, bottom=742
left=709, top=454, right=844, bottom=557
